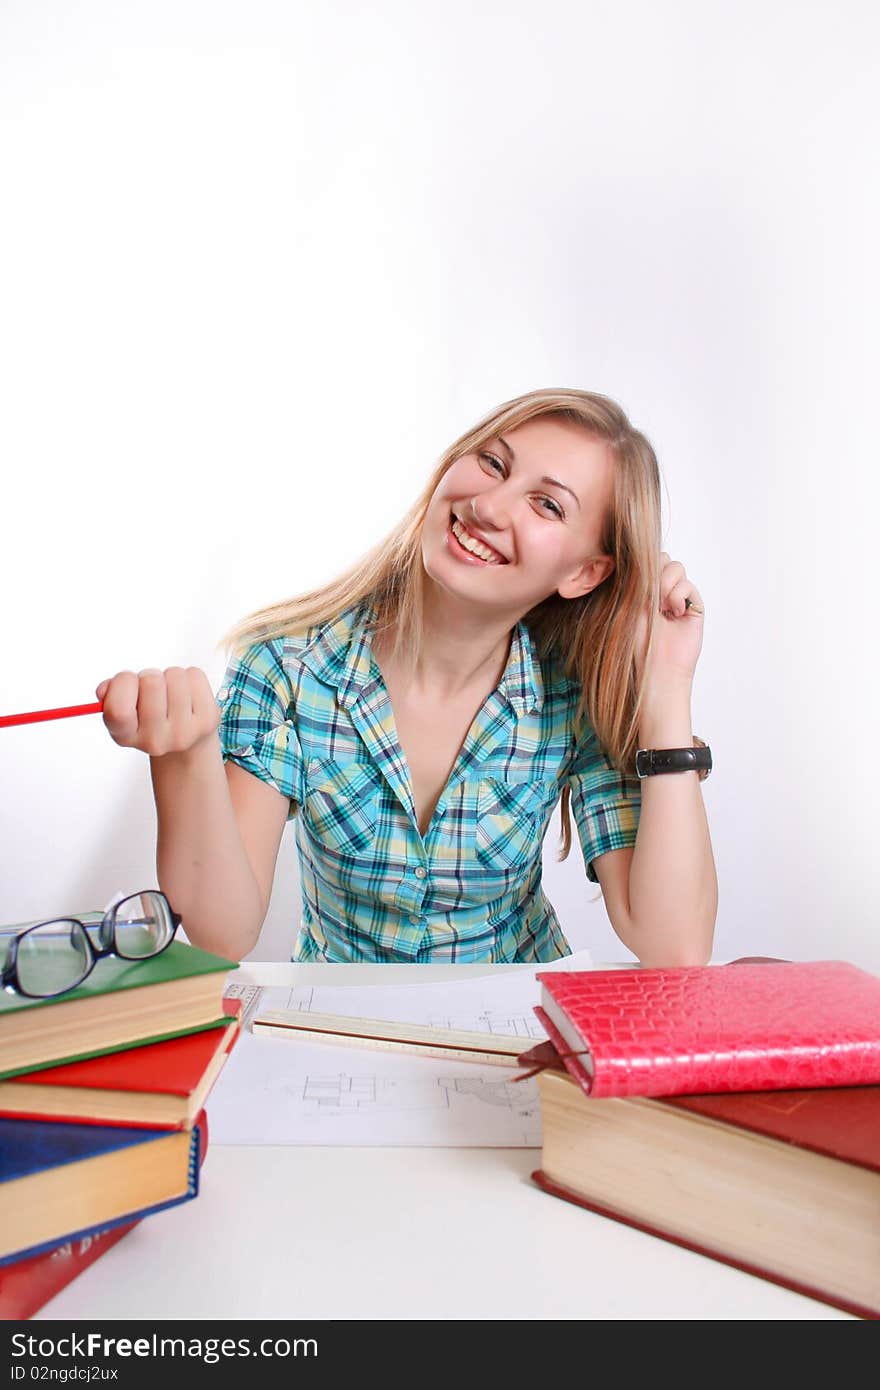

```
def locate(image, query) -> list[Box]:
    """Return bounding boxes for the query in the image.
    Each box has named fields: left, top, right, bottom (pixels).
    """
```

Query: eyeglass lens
left=112, top=891, right=174, bottom=959
left=16, top=919, right=91, bottom=996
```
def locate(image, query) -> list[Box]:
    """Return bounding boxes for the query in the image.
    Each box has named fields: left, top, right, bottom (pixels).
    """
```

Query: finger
left=659, top=564, right=686, bottom=608
left=656, top=553, right=683, bottom=592
left=662, top=579, right=692, bottom=617
left=664, top=579, right=702, bottom=618
left=164, top=667, right=194, bottom=734
left=95, top=679, right=109, bottom=701
left=189, top=668, right=222, bottom=730
left=659, top=550, right=684, bottom=570
left=136, top=669, right=168, bottom=731
left=101, top=672, right=140, bottom=742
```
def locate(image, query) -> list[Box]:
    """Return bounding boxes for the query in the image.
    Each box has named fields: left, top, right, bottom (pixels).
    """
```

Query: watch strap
left=635, top=744, right=712, bottom=780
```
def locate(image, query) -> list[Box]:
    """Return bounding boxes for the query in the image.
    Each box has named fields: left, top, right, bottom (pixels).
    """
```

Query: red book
left=536, top=958, right=880, bottom=1098
left=0, top=1110, right=210, bottom=1319
left=0, top=1001, right=241, bottom=1129
left=520, top=1042, right=880, bottom=1320
left=0, top=1223, right=138, bottom=1320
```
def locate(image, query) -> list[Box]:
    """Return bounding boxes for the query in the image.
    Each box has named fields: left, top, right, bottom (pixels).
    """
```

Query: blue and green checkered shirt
left=216, top=599, right=641, bottom=962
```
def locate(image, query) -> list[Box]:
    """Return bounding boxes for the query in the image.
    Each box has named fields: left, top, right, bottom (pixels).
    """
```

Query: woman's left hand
left=634, top=552, right=704, bottom=694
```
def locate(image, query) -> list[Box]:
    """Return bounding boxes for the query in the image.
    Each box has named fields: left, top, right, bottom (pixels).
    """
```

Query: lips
left=450, top=515, right=508, bottom=564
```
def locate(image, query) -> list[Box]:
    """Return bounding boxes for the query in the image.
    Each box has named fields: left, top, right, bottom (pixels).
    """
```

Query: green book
left=0, top=934, right=239, bottom=1080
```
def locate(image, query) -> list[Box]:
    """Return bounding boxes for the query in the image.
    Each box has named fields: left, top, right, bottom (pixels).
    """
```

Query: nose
left=470, top=486, right=509, bottom=531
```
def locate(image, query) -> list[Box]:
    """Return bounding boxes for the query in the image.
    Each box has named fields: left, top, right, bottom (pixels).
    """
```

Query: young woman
left=97, top=388, right=717, bottom=965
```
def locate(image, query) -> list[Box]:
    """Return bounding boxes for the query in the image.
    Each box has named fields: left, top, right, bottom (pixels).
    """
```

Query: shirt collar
left=299, top=598, right=545, bottom=717
left=498, top=619, right=544, bottom=716
left=297, top=601, right=379, bottom=710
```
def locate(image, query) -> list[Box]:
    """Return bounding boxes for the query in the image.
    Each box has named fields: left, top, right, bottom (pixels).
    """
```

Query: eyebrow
left=495, top=435, right=582, bottom=510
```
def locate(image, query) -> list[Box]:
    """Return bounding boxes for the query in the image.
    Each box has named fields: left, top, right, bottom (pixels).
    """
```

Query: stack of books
left=518, top=957, right=880, bottom=1320
left=0, top=930, right=241, bottom=1318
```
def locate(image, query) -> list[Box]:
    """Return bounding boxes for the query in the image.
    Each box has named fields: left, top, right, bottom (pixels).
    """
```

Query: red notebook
left=0, top=1000, right=241, bottom=1128
left=535, top=959, right=880, bottom=1098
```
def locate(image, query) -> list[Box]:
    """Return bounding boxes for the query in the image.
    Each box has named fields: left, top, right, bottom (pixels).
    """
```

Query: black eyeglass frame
left=0, top=890, right=182, bottom=1000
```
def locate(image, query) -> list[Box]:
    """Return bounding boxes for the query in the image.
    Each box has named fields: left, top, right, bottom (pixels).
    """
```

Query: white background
left=1, top=1, right=877, bottom=968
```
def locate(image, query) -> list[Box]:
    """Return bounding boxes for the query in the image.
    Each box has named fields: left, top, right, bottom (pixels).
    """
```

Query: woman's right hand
left=95, top=668, right=221, bottom=758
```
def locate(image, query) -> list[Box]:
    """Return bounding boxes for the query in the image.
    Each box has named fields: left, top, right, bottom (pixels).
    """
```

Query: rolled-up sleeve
left=215, top=639, right=304, bottom=820
left=567, top=729, right=641, bottom=883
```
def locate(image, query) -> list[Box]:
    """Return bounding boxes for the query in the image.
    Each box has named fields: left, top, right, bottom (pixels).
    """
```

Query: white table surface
left=33, top=962, right=852, bottom=1321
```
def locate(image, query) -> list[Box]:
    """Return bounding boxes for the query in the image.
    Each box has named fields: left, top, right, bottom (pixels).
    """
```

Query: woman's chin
left=420, top=531, right=546, bottom=612
left=421, top=549, right=479, bottom=600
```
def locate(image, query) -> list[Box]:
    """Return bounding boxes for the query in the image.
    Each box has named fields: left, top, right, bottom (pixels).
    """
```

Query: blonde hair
left=220, top=387, right=666, bottom=861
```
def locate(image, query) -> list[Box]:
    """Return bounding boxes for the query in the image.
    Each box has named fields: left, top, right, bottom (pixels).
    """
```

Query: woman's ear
left=557, top=555, right=615, bottom=601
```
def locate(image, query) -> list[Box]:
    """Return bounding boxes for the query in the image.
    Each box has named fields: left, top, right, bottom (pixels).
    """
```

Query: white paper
left=212, top=952, right=594, bottom=1147
left=207, top=1034, right=543, bottom=1146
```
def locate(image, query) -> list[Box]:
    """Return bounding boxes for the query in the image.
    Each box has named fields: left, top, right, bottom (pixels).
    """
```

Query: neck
left=377, top=582, right=521, bottom=701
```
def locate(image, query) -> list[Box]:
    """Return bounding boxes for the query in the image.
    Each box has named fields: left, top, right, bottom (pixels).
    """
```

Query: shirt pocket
left=475, top=775, right=559, bottom=871
left=302, top=758, right=382, bottom=857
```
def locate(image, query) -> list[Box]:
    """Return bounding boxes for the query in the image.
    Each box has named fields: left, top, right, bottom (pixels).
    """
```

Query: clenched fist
left=95, top=667, right=221, bottom=758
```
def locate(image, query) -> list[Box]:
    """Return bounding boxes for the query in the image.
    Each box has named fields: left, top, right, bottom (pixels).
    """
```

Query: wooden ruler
left=251, top=1009, right=530, bottom=1067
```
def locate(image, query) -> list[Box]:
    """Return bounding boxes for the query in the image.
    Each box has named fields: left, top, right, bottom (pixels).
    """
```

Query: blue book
left=0, top=1110, right=206, bottom=1266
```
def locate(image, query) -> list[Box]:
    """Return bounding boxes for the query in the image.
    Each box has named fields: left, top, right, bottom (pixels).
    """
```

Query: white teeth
left=451, top=518, right=504, bottom=563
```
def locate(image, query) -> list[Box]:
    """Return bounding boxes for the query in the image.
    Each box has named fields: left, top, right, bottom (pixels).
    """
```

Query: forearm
left=627, top=684, right=718, bottom=967
left=150, top=738, right=265, bottom=961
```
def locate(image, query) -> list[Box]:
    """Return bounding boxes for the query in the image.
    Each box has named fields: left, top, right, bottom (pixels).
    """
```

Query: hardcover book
left=0, top=938, right=238, bottom=1080
left=0, top=1108, right=208, bottom=1265
left=0, top=1108, right=212, bottom=1318
left=520, top=1042, right=880, bottom=1320
left=536, top=958, right=880, bottom=1098
left=0, top=1000, right=242, bottom=1128
left=0, top=1222, right=138, bottom=1320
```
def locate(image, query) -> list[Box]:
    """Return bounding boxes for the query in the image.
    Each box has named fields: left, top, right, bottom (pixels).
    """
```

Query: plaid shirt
left=216, top=600, right=641, bottom=963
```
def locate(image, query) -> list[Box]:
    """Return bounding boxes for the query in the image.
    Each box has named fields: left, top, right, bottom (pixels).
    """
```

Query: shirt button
left=408, top=915, right=420, bottom=926
left=414, top=867, right=427, bottom=879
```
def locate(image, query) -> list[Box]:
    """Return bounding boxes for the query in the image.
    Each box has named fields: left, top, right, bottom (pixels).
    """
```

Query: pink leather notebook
left=535, top=959, right=880, bottom=1098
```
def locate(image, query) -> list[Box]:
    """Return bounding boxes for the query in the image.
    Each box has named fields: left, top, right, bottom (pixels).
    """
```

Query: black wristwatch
left=635, top=742, right=712, bottom=781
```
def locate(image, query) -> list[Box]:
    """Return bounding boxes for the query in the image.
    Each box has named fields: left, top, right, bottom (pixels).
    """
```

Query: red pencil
left=0, top=701, right=104, bottom=729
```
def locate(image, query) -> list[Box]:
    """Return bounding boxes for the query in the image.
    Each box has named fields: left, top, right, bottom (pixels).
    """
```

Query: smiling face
left=420, top=415, right=617, bottom=621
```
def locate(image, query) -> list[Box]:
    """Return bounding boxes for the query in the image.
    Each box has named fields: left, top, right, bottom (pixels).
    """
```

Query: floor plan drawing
left=209, top=1030, right=542, bottom=1147
left=211, top=957, right=593, bottom=1147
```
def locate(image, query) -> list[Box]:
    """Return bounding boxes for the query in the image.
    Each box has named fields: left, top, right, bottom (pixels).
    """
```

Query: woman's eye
left=477, top=453, right=563, bottom=518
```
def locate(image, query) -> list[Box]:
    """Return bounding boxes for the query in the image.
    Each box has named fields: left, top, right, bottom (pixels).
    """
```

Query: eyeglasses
left=1, top=890, right=181, bottom=999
